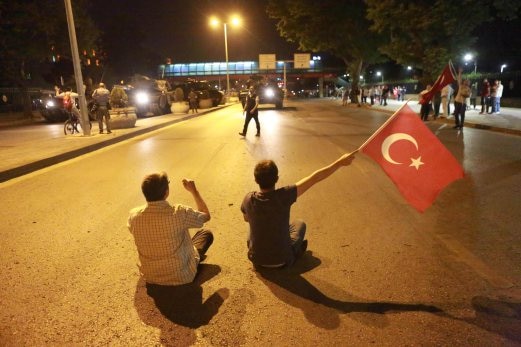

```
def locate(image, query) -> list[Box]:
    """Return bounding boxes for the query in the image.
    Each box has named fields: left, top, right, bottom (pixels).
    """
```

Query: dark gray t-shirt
left=241, top=185, right=297, bottom=265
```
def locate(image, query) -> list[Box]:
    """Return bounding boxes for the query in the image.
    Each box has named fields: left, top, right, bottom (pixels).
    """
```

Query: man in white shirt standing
left=495, top=80, right=504, bottom=114
left=441, top=83, right=453, bottom=118
left=128, top=172, right=213, bottom=286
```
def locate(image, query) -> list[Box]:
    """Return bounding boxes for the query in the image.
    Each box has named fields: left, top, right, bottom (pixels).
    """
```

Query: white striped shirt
left=128, top=200, right=206, bottom=285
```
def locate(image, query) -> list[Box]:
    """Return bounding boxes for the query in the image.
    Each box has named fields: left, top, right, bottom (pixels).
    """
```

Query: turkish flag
left=361, top=104, right=464, bottom=212
left=419, top=62, right=456, bottom=105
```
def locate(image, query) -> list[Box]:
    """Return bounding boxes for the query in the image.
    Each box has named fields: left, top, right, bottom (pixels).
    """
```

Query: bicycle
left=64, top=109, right=92, bottom=135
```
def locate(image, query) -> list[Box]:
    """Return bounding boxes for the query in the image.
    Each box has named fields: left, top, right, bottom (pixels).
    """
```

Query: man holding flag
left=419, top=62, right=456, bottom=106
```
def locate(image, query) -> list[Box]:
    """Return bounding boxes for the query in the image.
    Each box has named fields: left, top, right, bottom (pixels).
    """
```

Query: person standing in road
left=241, top=151, right=357, bottom=269
left=453, top=67, right=471, bottom=129
left=128, top=172, right=214, bottom=286
left=433, top=90, right=442, bottom=120
left=239, top=86, right=260, bottom=137
left=92, top=82, right=111, bottom=134
left=489, top=80, right=498, bottom=114
left=369, top=86, right=376, bottom=105
left=479, top=78, right=490, bottom=114
left=381, top=85, right=389, bottom=106
left=441, top=83, right=453, bottom=118
left=495, top=80, right=504, bottom=114
left=419, top=84, right=432, bottom=121
left=188, top=88, right=198, bottom=114
left=470, top=82, right=478, bottom=110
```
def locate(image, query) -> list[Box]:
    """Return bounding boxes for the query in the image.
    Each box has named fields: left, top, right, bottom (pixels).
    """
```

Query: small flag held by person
left=419, top=62, right=456, bottom=105
left=360, top=104, right=464, bottom=212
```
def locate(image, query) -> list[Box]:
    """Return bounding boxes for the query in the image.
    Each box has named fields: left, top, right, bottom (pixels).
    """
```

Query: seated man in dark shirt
left=241, top=151, right=357, bottom=268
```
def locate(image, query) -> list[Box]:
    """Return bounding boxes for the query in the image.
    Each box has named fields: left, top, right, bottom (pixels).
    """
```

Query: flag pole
left=358, top=100, right=411, bottom=151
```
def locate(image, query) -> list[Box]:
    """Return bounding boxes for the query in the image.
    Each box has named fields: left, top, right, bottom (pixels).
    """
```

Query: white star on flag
left=409, top=156, right=424, bottom=170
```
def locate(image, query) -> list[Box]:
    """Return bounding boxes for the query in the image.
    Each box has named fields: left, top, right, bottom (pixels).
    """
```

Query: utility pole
left=64, top=0, right=91, bottom=135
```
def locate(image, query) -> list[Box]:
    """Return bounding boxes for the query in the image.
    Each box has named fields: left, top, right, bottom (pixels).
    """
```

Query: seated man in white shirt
left=128, top=172, right=213, bottom=286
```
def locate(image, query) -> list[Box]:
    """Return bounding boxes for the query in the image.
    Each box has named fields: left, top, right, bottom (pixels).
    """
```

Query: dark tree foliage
left=267, top=0, right=386, bottom=103
left=0, top=0, right=99, bottom=86
left=366, top=0, right=521, bottom=85
left=0, top=0, right=99, bottom=115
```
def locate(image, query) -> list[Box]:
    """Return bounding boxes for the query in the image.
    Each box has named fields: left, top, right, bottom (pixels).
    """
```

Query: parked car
left=239, top=81, right=284, bottom=109
left=173, top=80, right=224, bottom=107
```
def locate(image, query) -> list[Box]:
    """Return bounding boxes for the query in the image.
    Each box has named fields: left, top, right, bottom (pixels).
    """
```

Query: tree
left=0, top=0, right=99, bottom=115
left=266, top=0, right=386, bottom=104
left=365, top=0, right=521, bottom=85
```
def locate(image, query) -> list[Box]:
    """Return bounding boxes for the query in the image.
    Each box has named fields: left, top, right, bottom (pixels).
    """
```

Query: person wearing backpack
left=92, top=82, right=111, bottom=134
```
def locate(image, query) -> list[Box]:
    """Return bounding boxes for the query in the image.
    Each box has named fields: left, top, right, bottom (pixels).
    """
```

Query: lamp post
left=501, top=64, right=507, bottom=73
left=464, top=53, right=477, bottom=74
left=210, top=15, right=241, bottom=98
left=64, top=0, right=90, bottom=135
left=376, top=71, right=383, bottom=83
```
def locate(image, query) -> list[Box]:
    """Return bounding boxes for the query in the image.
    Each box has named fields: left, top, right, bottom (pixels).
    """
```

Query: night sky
left=86, top=0, right=520, bottom=79
left=90, top=0, right=300, bottom=64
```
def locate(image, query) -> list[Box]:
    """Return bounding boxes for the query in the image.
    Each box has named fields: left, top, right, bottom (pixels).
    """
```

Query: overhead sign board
left=294, top=53, right=311, bottom=69
left=259, top=54, right=276, bottom=70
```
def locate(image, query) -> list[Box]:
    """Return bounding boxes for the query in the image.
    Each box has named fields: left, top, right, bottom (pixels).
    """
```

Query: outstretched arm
left=182, top=179, right=211, bottom=222
left=296, top=151, right=357, bottom=197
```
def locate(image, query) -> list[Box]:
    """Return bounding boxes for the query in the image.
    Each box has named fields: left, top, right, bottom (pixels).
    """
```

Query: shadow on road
left=437, top=295, right=521, bottom=343
left=255, top=251, right=442, bottom=329
left=133, top=264, right=229, bottom=344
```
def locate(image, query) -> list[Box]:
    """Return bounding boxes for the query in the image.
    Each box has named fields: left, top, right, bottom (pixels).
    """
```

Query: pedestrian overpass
left=157, top=60, right=346, bottom=96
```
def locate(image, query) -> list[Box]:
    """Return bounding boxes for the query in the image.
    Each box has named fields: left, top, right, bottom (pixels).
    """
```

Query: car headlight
left=264, top=88, right=275, bottom=98
left=135, top=91, right=150, bottom=105
left=45, top=100, right=55, bottom=108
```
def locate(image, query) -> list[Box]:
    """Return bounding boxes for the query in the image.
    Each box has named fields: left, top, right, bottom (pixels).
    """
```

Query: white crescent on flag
left=381, top=133, right=418, bottom=165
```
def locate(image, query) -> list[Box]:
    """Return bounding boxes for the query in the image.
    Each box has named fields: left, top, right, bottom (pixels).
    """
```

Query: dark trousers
left=242, top=111, right=260, bottom=134
left=96, top=106, right=110, bottom=132
left=454, top=101, right=466, bottom=127
left=192, top=229, right=213, bottom=258
left=247, top=219, right=307, bottom=268
left=433, top=100, right=441, bottom=119
left=420, top=103, right=431, bottom=121
left=481, top=96, right=490, bottom=113
left=189, top=100, right=198, bottom=113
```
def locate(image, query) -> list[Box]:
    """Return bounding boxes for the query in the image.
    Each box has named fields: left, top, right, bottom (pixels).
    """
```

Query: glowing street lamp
left=501, top=64, right=507, bottom=73
left=464, top=53, right=477, bottom=74
left=376, top=71, right=383, bottom=83
left=210, top=15, right=241, bottom=97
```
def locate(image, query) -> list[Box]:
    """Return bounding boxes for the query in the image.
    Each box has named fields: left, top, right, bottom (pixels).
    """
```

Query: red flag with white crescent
left=360, top=104, right=464, bottom=212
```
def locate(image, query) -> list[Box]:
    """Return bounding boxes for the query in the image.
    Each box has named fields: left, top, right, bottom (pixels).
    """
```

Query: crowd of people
left=331, top=76, right=504, bottom=129
left=333, top=85, right=408, bottom=106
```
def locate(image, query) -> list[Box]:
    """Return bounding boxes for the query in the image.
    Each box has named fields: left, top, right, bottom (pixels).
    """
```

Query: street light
left=501, top=64, right=507, bottom=73
left=376, top=71, right=383, bottom=83
left=210, top=15, right=241, bottom=98
left=464, top=53, right=477, bottom=74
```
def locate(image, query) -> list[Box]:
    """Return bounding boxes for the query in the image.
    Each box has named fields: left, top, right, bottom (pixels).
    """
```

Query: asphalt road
left=1, top=100, right=520, bottom=346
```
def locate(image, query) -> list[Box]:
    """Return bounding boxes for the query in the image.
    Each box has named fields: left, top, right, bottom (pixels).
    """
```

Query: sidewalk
left=1, top=99, right=520, bottom=183
left=0, top=105, right=232, bottom=183
left=371, top=98, right=521, bottom=136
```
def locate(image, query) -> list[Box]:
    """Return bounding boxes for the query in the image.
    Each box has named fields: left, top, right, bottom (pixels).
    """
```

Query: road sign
left=294, top=53, right=310, bottom=69
left=259, top=54, right=276, bottom=70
